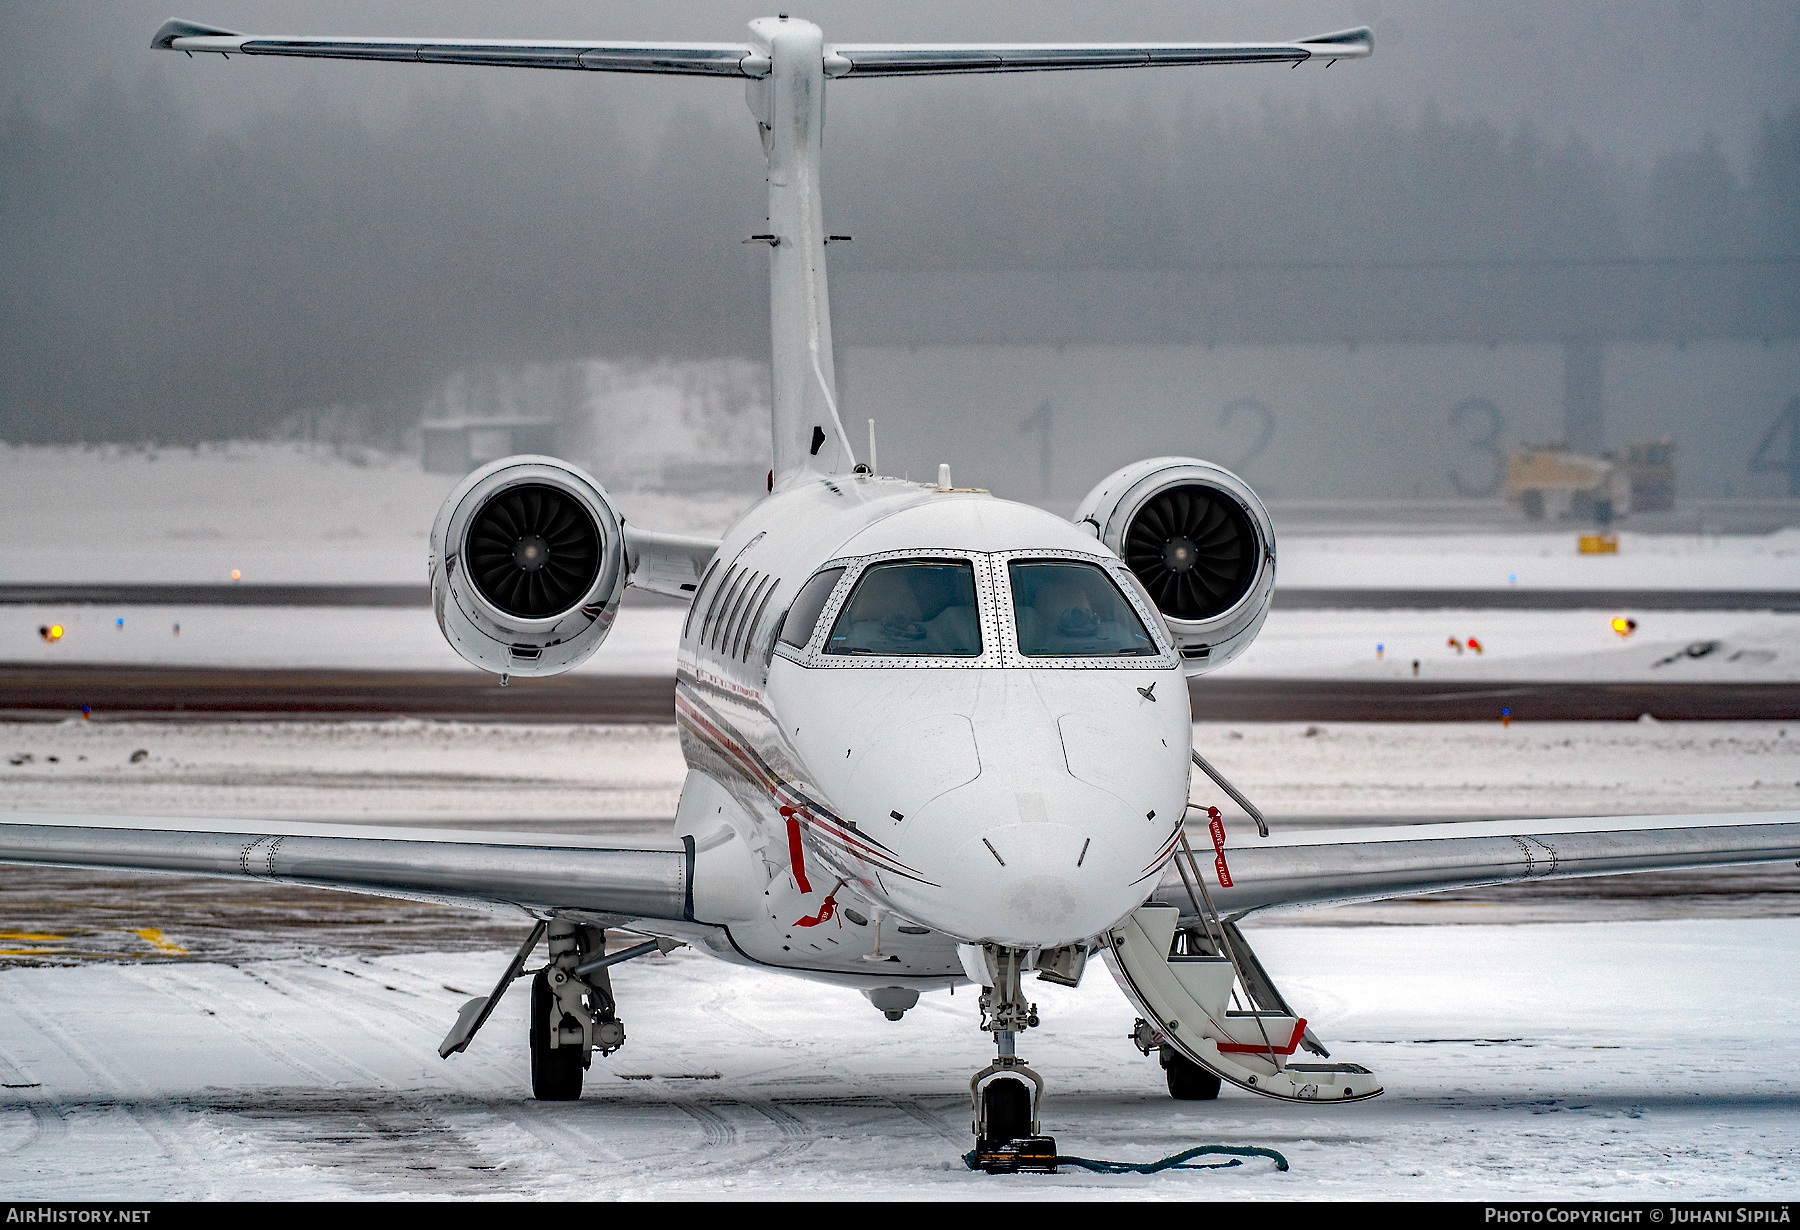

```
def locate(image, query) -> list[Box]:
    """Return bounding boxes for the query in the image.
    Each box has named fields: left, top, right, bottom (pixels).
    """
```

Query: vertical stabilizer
left=747, top=16, right=855, bottom=489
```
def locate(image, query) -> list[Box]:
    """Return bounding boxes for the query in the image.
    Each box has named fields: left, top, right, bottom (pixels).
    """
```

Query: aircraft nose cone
left=951, top=819, right=1139, bottom=947
left=871, top=743, right=1187, bottom=949
left=999, top=872, right=1082, bottom=933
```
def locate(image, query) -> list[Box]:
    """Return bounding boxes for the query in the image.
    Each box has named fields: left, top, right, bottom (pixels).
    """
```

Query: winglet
left=1294, top=26, right=1373, bottom=57
left=152, top=18, right=240, bottom=50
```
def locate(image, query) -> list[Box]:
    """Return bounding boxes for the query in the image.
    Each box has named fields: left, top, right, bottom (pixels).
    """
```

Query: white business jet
left=3, top=14, right=1797, bottom=1169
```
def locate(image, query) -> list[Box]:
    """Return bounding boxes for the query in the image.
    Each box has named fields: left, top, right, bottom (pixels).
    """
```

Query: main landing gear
left=530, top=919, right=628, bottom=1101
left=439, top=918, right=683, bottom=1100
left=965, top=942, right=1086, bottom=1174
left=1160, top=1044, right=1224, bottom=1101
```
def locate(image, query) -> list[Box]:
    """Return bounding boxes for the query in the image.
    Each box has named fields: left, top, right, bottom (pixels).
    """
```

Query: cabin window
left=1008, top=560, right=1157, bottom=657
left=825, top=560, right=982, bottom=657
left=778, top=567, right=845, bottom=649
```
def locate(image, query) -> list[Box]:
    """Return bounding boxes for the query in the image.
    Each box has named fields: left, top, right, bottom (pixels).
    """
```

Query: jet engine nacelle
left=429, top=456, right=626, bottom=678
left=1073, top=456, right=1275, bottom=675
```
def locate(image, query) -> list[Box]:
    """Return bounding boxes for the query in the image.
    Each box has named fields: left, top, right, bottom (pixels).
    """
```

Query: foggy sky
left=2, top=1, right=1798, bottom=446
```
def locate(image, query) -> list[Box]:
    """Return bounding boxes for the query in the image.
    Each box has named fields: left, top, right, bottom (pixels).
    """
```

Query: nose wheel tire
left=1161, top=1047, right=1223, bottom=1101
left=980, top=1076, right=1033, bottom=1144
left=530, top=968, right=585, bottom=1101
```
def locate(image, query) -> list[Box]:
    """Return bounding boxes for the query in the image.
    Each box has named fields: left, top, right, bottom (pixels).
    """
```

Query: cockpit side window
left=1009, top=559, right=1157, bottom=657
left=778, top=567, right=846, bottom=650
left=824, top=559, right=982, bottom=657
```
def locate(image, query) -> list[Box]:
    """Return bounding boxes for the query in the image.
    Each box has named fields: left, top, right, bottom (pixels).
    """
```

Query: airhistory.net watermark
left=5, top=1211, right=151, bottom=1224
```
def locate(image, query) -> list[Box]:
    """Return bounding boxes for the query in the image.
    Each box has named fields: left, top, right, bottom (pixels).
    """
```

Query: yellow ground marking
left=0, top=932, right=66, bottom=941
left=0, top=948, right=68, bottom=955
left=130, top=928, right=188, bottom=954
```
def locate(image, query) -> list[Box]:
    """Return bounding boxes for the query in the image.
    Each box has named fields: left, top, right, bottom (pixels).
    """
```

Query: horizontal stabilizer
left=151, top=19, right=238, bottom=49
left=825, top=27, right=1371, bottom=78
left=152, top=19, right=1370, bottom=78
left=153, top=20, right=760, bottom=76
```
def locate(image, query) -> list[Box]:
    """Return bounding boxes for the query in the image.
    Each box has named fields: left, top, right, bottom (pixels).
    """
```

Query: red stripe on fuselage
left=674, top=684, right=933, bottom=885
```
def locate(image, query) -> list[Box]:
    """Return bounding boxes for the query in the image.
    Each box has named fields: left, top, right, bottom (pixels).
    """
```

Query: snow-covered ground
left=7, top=603, right=1798, bottom=683
left=5, top=441, right=1798, bottom=591
left=1228, top=608, right=1800, bottom=682
left=1277, top=527, right=1800, bottom=590
left=0, top=922, right=1794, bottom=1200
left=4, top=718, right=1797, bottom=826
left=1, top=716, right=1795, bottom=1198
left=7, top=440, right=1798, bottom=681
left=0, top=442, right=758, bottom=584
left=1, top=603, right=687, bottom=675
left=6, top=446, right=1796, bottom=1197
left=0, top=719, right=687, bottom=824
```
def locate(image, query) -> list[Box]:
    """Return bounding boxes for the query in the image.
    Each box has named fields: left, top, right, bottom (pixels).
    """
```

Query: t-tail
left=151, top=15, right=1371, bottom=490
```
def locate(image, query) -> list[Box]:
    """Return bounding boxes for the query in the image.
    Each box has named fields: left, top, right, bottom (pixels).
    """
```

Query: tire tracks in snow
left=314, top=951, right=761, bottom=1178
left=243, top=952, right=725, bottom=1182
left=687, top=965, right=965, bottom=1154
left=112, top=960, right=524, bottom=1193
left=0, top=1027, right=66, bottom=1167
left=0, top=977, right=203, bottom=1179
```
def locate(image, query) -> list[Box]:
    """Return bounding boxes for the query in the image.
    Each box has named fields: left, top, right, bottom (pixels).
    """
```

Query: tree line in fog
left=2, top=78, right=1795, bottom=443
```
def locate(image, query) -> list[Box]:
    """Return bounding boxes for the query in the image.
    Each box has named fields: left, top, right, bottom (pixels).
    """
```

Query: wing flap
left=1154, top=812, right=1800, bottom=918
left=0, top=814, right=691, bottom=923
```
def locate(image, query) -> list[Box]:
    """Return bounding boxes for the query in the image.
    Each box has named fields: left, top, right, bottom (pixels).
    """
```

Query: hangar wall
left=843, top=340, right=1800, bottom=506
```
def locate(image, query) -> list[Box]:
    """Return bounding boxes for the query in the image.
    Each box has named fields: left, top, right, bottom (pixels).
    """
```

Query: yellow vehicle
left=1505, top=446, right=1632, bottom=523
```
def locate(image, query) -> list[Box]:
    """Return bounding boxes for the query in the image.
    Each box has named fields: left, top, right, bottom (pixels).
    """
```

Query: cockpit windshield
left=824, top=559, right=983, bottom=657
left=1009, top=559, right=1157, bottom=657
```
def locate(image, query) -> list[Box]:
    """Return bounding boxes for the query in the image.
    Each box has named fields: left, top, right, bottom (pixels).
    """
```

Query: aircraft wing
left=0, top=813, right=691, bottom=924
left=825, top=28, right=1372, bottom=77
left=1154, top=811, right=1800, bottom=919
left=151, top=19, right=758, bottom=76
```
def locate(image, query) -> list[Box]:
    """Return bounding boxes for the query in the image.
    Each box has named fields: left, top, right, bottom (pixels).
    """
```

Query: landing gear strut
left=966, top=944, right=1058, bottom=1174
left=529, top=919, right=627, bottom=1102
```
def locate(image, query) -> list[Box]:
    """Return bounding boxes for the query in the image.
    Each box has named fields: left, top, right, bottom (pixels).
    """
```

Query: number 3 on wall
left=1447, top=397, right=1505, bottom=497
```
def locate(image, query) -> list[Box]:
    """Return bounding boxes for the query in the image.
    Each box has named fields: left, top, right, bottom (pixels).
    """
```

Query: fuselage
left=671, top=473, right=1193, bottom=979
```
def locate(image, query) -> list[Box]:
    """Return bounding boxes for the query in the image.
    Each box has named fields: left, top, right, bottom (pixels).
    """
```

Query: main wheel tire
left=981, top=1076, right=1032, bottom=1144
left=530, top=969, right=584, bottom=1101
left=1164, top=1051, right=1223, bottom=1101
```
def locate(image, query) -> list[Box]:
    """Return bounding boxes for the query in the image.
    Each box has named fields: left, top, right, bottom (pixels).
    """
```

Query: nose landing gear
left=965, top=944, right=1059, bottom=1173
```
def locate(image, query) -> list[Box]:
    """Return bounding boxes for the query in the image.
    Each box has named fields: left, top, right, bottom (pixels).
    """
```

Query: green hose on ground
left=963, top=1144, right=1290, bottom=1174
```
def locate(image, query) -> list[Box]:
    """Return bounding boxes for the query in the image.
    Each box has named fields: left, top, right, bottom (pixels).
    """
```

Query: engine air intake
left=1073, top=456, right=1275, bottom=676
left=468, top=484, right=602, bottom=619
left=1123, top=487, right=1256, bottom=621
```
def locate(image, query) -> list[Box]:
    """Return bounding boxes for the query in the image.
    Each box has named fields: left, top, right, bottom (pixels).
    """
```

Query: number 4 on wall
left=1749, top=397, right=1800, bottom=497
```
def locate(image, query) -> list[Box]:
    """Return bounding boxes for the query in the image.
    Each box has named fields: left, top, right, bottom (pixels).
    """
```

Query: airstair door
left=1104, top=902, right=1383, bottom=1102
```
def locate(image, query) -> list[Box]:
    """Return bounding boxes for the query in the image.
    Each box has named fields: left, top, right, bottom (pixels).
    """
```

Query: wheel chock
left=972, top=1135, right=1059, bottom=1174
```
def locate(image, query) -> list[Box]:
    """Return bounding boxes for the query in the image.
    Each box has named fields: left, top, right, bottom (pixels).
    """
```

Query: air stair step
left=1104, top=902, right=1382, bottom=1103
